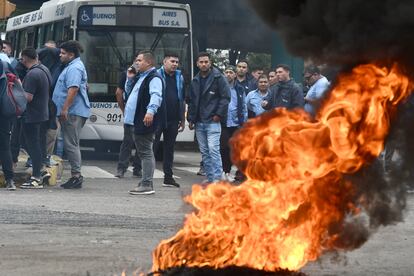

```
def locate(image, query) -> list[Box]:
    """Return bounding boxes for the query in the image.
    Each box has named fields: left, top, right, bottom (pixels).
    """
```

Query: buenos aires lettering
left=91, top=102, right=113, bottom=109
left=93, top=13, right=116, bottom=19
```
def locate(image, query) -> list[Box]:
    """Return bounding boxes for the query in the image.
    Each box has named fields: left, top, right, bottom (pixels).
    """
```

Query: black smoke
left=248, top=0, right=414, bottom=74
left=248, top=0, right=414, bottom=254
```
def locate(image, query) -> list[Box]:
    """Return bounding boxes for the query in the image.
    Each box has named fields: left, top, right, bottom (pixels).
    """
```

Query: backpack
left=0, top=61, right=27, bottom=117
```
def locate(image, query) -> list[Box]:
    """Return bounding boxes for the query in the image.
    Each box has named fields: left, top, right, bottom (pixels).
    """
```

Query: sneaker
left=6, top=179, right=16, bottom=191
left=221, top=172, right=233, bottom=182
left=63, top=176, right=83, bottom=189
left=197, top=167, right=206, bottom=176
left=129, top=185, right=155, bottom=195
left=132, top=169, right=142, bottom=178
left=41, top=170, right=52, bottom=186
left=115, top=169, right=125, bottom=178
left=60, top=177, right=76, bottom=188
left=162, top=178, right=180, bottom=188
left=20, top=177, right=43, bottom=189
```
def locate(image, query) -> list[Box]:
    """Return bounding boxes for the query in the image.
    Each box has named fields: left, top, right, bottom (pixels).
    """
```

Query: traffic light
left=0, top=0, right=16, bottom=19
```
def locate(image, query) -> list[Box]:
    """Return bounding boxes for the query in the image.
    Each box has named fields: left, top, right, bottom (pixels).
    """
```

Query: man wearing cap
left=220, top=65, right=247, bottom=181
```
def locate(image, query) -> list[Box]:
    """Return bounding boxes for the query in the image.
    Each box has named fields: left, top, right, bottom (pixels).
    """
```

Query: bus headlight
left=89, top=115, right=98, bottom=123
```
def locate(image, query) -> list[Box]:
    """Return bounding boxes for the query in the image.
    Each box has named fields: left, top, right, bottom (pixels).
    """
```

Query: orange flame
left=152, top=64, right=413, bottom=272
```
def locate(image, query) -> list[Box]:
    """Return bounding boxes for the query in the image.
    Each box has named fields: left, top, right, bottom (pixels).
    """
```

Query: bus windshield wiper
left=150, top=32, right=164, bottom=52
left=105, top=32, right=126, bottom=68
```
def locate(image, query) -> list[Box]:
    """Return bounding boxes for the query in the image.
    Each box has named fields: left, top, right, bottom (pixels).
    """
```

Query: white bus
left=6, top=0, right=194, bottom=152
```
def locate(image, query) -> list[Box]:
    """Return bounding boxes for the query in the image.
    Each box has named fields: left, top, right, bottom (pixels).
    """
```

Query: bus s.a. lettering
left=158, top=20, right=180, bottom=27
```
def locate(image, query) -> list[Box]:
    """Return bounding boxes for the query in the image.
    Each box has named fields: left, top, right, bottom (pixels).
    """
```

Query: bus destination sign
left=78, top=6, right=188, bottom=28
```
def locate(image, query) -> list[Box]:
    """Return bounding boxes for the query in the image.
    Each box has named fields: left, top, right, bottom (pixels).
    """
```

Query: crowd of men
left=0, top=39, right=333, bottom=195
left=111, top=51, right=332, bottom=194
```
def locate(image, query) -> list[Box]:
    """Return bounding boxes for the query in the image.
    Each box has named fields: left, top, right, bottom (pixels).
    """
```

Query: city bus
left=6, top=0, right=194, bottom=152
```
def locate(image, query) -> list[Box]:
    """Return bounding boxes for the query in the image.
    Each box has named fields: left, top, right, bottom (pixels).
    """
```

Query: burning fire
left=152, top=64, right=413, bottom=273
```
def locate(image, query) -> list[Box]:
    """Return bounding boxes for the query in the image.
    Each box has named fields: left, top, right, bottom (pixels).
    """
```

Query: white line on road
left=82, top=166, right=116, bottom=179
left=127, top=167, right=181, bottom=179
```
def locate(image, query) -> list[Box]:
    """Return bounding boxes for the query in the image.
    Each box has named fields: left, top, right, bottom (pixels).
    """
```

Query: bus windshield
left=79, top=29, right=191, bottom=101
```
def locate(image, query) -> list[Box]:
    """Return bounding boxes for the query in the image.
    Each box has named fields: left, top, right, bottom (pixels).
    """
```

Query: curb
left=0, top=154, right=63, bottom=188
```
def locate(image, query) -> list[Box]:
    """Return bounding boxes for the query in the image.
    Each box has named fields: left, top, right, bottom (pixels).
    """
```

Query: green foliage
left=206, top=49, right=229, bottom=71
left=246, top=52, right=271, bottom=70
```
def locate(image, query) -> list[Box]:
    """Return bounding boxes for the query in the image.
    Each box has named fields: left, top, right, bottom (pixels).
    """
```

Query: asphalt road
left=0, top=150, right=413, bottom=276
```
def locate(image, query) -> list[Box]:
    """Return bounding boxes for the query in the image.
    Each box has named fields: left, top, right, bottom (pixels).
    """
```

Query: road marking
left=82, top=166, right=116, bottom=179
left=127, top=167, right=181, bottom=179
left=175, top=166, right=200, bottom=174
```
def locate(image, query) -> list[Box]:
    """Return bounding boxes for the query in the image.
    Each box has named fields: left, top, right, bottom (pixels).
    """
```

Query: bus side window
left=63, top=26, right=73, bottom=41
left=5, top=31, right=16, bottom=57
left=44, top=23, right=54, bottom=43
left=37, top=25, right=45, bottom=49
left=53, top=21, right=64, bottom=42
left=27, top=29, right=36, bottom=47
left=17, top=29, right=28, bottom=55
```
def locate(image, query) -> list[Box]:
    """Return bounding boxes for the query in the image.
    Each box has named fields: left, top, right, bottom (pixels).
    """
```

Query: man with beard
left=262, top=64, right=304, bottom=110
left=235, top=60, right=257, bottom=94
left=153, top=53, right=186, bottom=188
left=19, top=48, right=52, bottom=189
left=52, top=40, right=90, bottom=189
left=188, top=52, right=230, bottom=183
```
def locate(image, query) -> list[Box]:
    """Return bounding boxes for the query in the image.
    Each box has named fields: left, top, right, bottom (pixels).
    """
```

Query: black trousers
left=23, top=121, right=47, bottom=178
left=220, top=126, right=239, bottom=174
left=153, top=121, right=179, bottom=179
left=11, top=117, right=25, bottom=163
left=0, top=115, right=13, bottom=180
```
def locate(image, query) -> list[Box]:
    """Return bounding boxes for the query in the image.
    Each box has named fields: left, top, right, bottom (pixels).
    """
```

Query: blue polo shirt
left=123, top=67, right=163, bottom=126
left=304, top=76, right=330, bottom=115
left=226, top=85, right=247, bottom=127
left=52, top=57, right=90, bottom=118
left=245, top=89, right=268, bottom=116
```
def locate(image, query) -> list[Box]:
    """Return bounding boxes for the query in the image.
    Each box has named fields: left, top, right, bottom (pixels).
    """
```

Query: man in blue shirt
left=304, top=65, right=330, bottom=116
left=125, top=50, right=163, bottom=195
left=246, top=74, right=271, bottom=117
left=52, top=40, right=90, bottom=189
left=153, top=53, right=186, bottom=188
left=220, top=65, right=247, bottom=181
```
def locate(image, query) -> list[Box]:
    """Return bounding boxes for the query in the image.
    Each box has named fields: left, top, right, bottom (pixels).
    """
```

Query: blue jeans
left=195, top=122, right=222, bottom=182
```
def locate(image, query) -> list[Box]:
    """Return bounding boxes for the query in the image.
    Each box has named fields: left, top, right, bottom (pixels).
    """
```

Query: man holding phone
left=115, top=59, right=141, bottom=178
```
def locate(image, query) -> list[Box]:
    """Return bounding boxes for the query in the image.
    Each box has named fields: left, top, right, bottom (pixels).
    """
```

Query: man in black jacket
left=188, top=52, right=230, bottom=183
left=262, top=64, right=304, bottom=110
